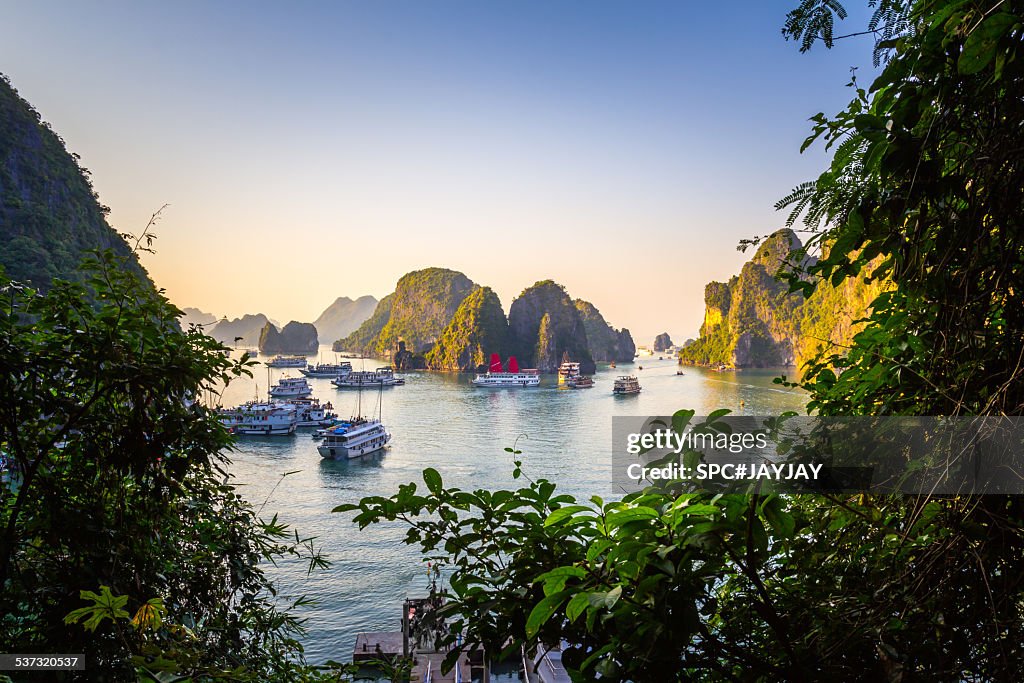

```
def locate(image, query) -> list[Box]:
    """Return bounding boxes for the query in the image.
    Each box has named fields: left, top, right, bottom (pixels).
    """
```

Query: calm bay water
left=216, top=348, right=806, bottom=664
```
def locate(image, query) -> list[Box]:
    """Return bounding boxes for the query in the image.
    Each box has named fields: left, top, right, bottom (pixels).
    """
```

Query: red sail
left=489, top=353, right=503, bottom=373
left=507, top=356, right=519, bottom=373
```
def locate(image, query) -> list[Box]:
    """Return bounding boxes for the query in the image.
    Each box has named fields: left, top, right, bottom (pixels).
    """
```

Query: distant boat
left=301, top=362, right=353, bottom=378
left=609, top=360, right=616, bottom=369
left=566, top=375, right=594, bottom=389
left=218, top=402, right=297, bottom=435
left=266, top=355, right=307, bottom=368
left=557, top=357, right=581, bottom=384
left=317, top=418, right=391, bottom=458
left=332, top=367, right=405, bottom=388
left=676, top=370, right=685, bottom=376
left=472, top=354, right=540, bottom=388
left=613, top=376, right=641, bottom=395
left=318, top=378, right=391, bottom=459
left=284, top=397, right=338, bottom=427
left=268, top=376, right=312, bottom=398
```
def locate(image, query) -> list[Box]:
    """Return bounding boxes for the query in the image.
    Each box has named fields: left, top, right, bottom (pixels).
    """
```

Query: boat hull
left=228, top=423, right=296, bottom=436
left=317, top=433, right=391, bottom=459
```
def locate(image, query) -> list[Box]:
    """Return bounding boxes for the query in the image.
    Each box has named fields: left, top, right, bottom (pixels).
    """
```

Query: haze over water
left=218, top=348, right=806, bottom=664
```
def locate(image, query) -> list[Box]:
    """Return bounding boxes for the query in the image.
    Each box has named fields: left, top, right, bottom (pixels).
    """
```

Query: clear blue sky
left=1, top=1, right=877, bottom=342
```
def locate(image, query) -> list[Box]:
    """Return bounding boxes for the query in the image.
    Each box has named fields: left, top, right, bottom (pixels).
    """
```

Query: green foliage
left=425, top=285, right=510, bottom=371
left=336, top=268, right=476, bottom=355
left=508, top=280, right=594, bottom=372
left=0, top=250, right=337, bottom=681
left=0, top=73, right=149, bottom=291
left=785, top=0, right=1024, bottom=416
left=376, top=268, right=476, bottom=354
left=336, top=292, right=393, bottom=353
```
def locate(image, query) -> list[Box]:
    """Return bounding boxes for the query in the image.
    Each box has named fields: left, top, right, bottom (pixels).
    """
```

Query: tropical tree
left=0, top=249, right=348, bottom=681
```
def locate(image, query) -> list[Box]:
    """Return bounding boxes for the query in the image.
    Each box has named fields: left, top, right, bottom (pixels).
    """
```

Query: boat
left=612, top=375, right=641, bottom=395
left=268, top=376, right=312, bottom=398
left=566, top=375, right=594, bottom=389
left=301, top=361, right=353, bottom=378
left=266, top=355, right=307, bottom=368
left=609, top=360, right=616, bottom=369
left=713, top=363, right=728, bottom=372
left=316, top=417, right=391, bottom=459
left=676, top=370, right=685, bottom=376
left=557, top=358, right=581, bottom=384
left=218, top=401, right=298, bottom=435
left=318, top=378, right=391, bottom=459
left=284, top=397, right=338, bottom=427
left=331, top=367, right=405, bottom=388
left=472, top=354, right=540, bottom=388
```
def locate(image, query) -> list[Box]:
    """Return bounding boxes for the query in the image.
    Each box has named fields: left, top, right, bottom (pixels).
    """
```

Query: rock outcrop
left=574, top=299, right=635, bottom=363
left=653, top=332, right=674, bottom=353
left=508, top=281, right=595, bottom=374
left=258, top=321, right=318, bottom=354
left=392, top=340, right=427, bottom=370
left=0, top=74, right=150, bottom=289
left=179, top=307, right=218, bottom=329
left=313, top=295, right=378, bottom=344
left=335, top=268, right=475, bottom=355
left=679, top=228, right=884, bottom=370
left=208, top=314, right=271, bottom=346
left=335, top=294, right=393, bottom=353
left=426, top=286, right=511, bottom=371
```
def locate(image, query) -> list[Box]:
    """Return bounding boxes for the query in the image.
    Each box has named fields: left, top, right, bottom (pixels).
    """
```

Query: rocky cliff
left=179, top=307, right=218, bottom=329
left=313, top=295, right=377, bottom=343
left=335, top=294, right=393, bottom=353
left=258, top=321, right=318, bottom=354
left=679, top=229, right=883, bottom=369
left=509, top=281, right=595, bottom=374
left=426, top=286, right=511, bottom=371
left=208, top=314, right=271, bottom=346
left=0, top=73, right=150, bottom=289
left=653, top=333, right=674, bottom=352
left=335, top=268, right=475, bottom=355
left=574, top=299, right=635, bottom=363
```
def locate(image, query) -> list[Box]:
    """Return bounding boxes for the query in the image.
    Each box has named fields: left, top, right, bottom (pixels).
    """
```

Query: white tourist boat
left=266, top=355, right=307, bottom=368
left=557, top=360, right=581, bottom=384
left=284, top=397, right=338, bottom=427
left=472, top=354, right=540, bottom=388
left=316, top=417, right=391, bottom=459
left=218, top=402, right=298, bottom=435
left=300, top=361, right=353, bottom=378
left=612, top=375, right=641, bottom=395
left=268, top=376, right=312, bottom=398
left=332, top=367, right=405, bottom=388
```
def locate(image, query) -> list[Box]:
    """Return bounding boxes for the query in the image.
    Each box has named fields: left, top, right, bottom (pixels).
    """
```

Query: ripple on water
left=220, top=353, right=805, bottom=663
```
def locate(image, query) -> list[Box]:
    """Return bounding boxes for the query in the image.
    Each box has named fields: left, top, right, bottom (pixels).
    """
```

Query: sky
left=1, top=1, right=877, bottom=343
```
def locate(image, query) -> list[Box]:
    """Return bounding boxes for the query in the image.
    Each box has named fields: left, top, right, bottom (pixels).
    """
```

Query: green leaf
left=605, top=507, right=659, bottom=530
left=566, top=592, right=589, bottom=622
left=537, top=566, right=586, bottom=595
left=958, top=13, right=1016, bottom=75
left=544, top=505, right=594, bottom=527
left=587, top=586, right=622, bottom=610
left=525, top=591, right=569, bottom=638
left=422, top=467, right=443, bottom=495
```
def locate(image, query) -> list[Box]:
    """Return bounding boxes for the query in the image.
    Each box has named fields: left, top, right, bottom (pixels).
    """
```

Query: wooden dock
left=352, top=631, right=404, bottom=662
